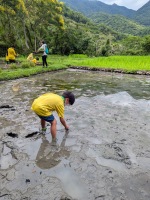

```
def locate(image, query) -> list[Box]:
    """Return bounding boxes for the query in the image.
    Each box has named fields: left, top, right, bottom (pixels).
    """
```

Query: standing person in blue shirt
left=38, top=41, right=48, bottom=67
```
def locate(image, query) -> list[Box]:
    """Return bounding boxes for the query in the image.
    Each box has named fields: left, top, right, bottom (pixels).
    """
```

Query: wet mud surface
left=0, top=69, right=150, bottom=200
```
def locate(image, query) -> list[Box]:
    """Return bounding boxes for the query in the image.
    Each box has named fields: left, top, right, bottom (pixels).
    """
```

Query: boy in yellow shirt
left=27, top=53, right=39, bottom=65
left=31, top=91, right=75, bottom=141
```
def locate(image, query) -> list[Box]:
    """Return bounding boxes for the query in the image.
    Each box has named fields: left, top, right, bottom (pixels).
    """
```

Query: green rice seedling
left=9, top=63, right=19, bottom=69
left=21, top=61, right=35, bottom=69
left=69, top=54, right=88, bottom=58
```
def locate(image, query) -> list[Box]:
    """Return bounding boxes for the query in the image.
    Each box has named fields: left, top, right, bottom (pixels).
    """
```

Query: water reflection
left=36, top=134, right=70, bottom=169
left=32, top=69, right=150, bottom=100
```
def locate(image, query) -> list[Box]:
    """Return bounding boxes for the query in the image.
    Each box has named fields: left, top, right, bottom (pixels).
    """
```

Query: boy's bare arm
left=60, top=117, right=69, bottom=130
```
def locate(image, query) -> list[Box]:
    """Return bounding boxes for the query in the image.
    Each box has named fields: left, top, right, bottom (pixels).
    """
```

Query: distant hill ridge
left=60, top=0, right=150, bottom=26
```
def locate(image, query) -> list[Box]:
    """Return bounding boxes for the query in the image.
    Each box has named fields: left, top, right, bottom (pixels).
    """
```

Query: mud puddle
left=0, top=70, right=150, bottom=200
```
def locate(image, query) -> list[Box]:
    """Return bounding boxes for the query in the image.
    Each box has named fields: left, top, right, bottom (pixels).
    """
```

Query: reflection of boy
left=7, top=46, right=16, bottom=63
left=36, top=134, right=69, bottom=169
left=31, top=91, right=75, bottom=141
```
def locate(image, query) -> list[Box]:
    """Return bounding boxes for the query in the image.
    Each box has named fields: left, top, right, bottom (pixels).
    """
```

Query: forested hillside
left=134, top=0, right=150, bottom=26
left=89, top=12, right=150, bottom=36
left=61, top=0, right=150, bottom=26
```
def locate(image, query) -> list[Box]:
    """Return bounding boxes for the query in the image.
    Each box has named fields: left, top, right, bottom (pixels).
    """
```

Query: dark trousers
left=42, top=55, right=47, bottom=67
left=9, top=59, right=16, bottom=63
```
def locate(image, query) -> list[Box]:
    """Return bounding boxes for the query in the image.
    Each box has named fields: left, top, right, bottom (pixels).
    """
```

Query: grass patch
left=0, top=63, right=67, bottom=81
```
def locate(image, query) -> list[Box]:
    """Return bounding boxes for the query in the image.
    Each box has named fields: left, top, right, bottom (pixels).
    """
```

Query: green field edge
left=1, top=64, right=150, bottom=82
left=0, top=65, right=67, bottom=81
left=68, top=65, right=150, bottom=75
left=1, top=54, right=150, bottom=81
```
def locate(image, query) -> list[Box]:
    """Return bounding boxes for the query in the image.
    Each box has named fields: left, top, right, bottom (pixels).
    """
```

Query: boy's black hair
left=62, top=91, right=75, bottom=105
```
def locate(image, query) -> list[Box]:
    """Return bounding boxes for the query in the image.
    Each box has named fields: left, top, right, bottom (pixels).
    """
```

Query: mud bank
left=0, top=70, right=150, bottom=200
left=69, top=66, right=150, bottom=75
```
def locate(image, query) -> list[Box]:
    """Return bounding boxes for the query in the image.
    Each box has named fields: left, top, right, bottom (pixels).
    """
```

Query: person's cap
left=62, top=91, right=75, bottom=105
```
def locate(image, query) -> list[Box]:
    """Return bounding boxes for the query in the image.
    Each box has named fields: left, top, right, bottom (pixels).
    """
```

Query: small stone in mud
left=7, top=132, right=18, bottom=138
left=11, top=108, right=16, bottom=111
left=26, top=179, right=30, bottom=183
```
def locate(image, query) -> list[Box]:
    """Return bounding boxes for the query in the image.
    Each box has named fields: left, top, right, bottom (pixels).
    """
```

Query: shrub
left=9, top=63, right=18, bottom=69
left=21, top=61, right=35, bottom=68
left=69, top=54, right=88, bottom=58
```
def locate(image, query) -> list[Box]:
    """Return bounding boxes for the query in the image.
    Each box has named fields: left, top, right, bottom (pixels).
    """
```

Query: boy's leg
left=41, top=118, right=46, bottom=129
left=50, top=119, right=57, bottom=139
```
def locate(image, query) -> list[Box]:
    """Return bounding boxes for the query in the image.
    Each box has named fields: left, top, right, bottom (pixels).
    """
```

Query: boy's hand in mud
left=65, top=125, right=69, bottom=130
left=65, top=127, right=69, bottom=134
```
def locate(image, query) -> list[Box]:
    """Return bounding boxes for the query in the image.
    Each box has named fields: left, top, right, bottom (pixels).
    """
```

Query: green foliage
left=134, top=1, right=150, bottom=26
left=63, top=6, right=90, bottom=24
left=21, top=61, right=35, bottom=68
left=0, top=0, right=64, bottom=51
left=142, top=36, right=150, bottom=53
left=117, top=36, right=145, bottom=55
left=89, top=12, right=150, bottom=37
left=69, top=54, right=88, bottom=58
left=9, top=63, right=19, bottom=69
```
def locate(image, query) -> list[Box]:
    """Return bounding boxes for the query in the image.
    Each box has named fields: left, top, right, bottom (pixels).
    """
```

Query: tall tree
left=0, top=0, right=64, bottom=50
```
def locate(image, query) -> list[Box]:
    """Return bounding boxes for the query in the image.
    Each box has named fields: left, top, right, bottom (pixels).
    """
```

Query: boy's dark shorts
left=38, top=114, right=54, bottom=122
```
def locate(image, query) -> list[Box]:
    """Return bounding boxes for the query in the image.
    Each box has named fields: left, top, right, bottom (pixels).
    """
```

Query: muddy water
left=0, top=69, right=150, bottom=200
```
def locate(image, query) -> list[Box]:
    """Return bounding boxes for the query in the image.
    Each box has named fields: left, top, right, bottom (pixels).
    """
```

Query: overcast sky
left=98, top=0, right=149, bottom=10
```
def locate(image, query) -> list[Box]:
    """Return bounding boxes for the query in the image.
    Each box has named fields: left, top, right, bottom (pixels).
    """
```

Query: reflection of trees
left=36, top=134, right=70, bottom=169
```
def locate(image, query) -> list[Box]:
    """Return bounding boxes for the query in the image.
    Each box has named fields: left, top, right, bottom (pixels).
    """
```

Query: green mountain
left=60, top=0, right=150, bottom=26
left=89, top=12, right=150, bottom=36
left=133, top=0, right=150, bottom=26
left=63, top=6, right=124, bottom=39
left=61, top=0, right=135, bottom=17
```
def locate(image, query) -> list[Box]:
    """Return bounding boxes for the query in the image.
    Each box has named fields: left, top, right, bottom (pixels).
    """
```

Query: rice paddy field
left=63, top=55, right=150, bottom=72
left=0, top=55, right=150, bottom=81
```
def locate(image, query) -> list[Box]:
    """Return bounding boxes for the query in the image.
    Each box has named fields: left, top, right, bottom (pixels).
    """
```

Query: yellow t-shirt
left=32, top=58, right=37, bottom=64
left=31, top=93, right=64, bottom=118
left=7, top=47, right=16, bottom=60
left=27, top=53, right=33, bottom=61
